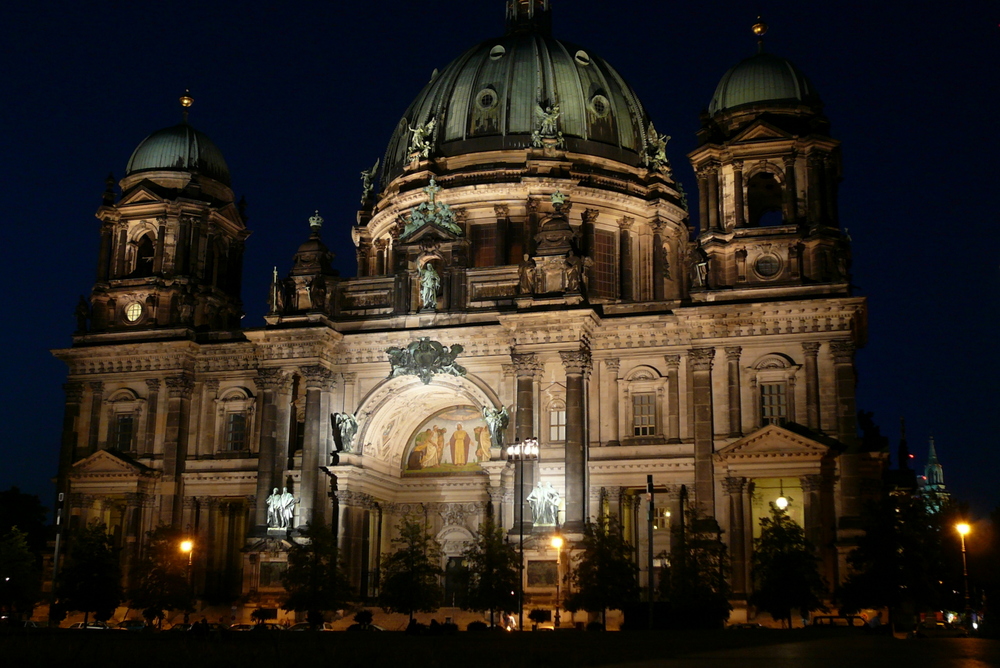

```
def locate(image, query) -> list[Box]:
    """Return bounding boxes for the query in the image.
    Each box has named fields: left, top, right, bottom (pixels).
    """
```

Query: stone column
left=142, top=379, right=160, bottom=457
left=113, top=222, right=128, bottom=278
left=488, top=486, right=504, bottom=522
left=725, top=346, right=743, bottom=438
left=57, top=382, right=84, bottom=494
left=606, top=486, right=624, bottom=525
left=373, top=240, right=386, bottom=275
left=176, top=216, right=192, bottom=275
left=161, top=375, right=194, bottom=524
left=272, top=377, right=294, bottom=493
left=341, top=371, right=358, bottom=415
left=96, top=223, right=114, bottom=282
left=560, top=349, right=592, bottom=532
left=511, top=353, right=540, bottom=534
left=807, top=154, right=824, bottom=224
left=619, top=217, right=634, bottom=301
left=830, top=340, right=861, bottom=519
left=300, top=366, right=335, bottom=528
left=801, top=474, right=823, bottom=548
left=723, top=477, right=748, bottom=597
left=689, top=347, right=716, bottom=516
left=197, top=379, right=219, bottom=458
left=526, top=198, right=539, bottom=255
left=802, top=342, right=821, bottom=430
left=494, top=204, right=509, bottom=265
left=356, top=244, right=369, bottom=278
left=582, top=208, right=598, bottom=259
left=783, top=155, right=798, bottom=223
left=732, top=161, right=745, bottom=227
left=86, top=381, right=104, bottom=456
left=697, top=169, right=709, bottom=233
left=603, top=358, right=620, bottom=446
left=822, top=155, right=838, bottom=224
left=706, top=165, right=721, bottom=231
left=652, top=220, right=666, bottom=301
left=664, top=355, right=681, bottom=443
left=253, top=369, right=283, bottom=529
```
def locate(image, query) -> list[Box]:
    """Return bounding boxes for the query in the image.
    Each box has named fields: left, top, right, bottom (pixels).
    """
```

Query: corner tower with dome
left=54, top=4, right=879, bottom=625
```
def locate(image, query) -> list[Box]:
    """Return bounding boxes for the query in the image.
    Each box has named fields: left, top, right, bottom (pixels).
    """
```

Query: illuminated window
left=471, top=224, right=496, bottom=267
left=592, top=230, right=616, bottom=298
left=632, top=393, right=655, bottom=436
left=760, top=383, right=788, bottom=425
left=549, top=406, right=566, bottom=442
left=653, top=507, right=671, bottom=530
left=226, top=412, right=248, bottom=451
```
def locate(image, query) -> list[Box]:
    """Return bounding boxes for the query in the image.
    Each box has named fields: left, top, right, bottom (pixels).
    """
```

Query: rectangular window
left=549, top=409, right=566, bottom=442
left=593, top=230, right=616, bottom=298
left=113, top=414, right=135, bottom=451
left=226, top=412, right=248, bottom=451
left=760, top=383, right=788, bottom=425
left=632, top=393, right=656, bottom=436
left=653, top=507, right=672, bottom=531
left=471, top=224, right=497, bottom=267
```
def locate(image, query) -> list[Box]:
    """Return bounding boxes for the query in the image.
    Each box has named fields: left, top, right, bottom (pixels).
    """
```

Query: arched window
left=133, top=234, right=155, bottom=277
left=216, top=388, right=256, bottom=455
left=748, top=353, right=801, bottom=428
left=747, top=172, right=784, bottom=227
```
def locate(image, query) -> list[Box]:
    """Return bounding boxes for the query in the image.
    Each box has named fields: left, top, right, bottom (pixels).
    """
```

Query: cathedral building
left=54, top=1, right=881, bottom=616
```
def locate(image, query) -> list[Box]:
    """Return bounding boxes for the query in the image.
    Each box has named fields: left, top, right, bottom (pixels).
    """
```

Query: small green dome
left=709, top=52, right=820, bottom=116
left=125, top=122, right=231, bottom=186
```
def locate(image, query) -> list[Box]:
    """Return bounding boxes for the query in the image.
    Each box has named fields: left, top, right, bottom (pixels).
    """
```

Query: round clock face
left=124, top=302, right=143, bottom=322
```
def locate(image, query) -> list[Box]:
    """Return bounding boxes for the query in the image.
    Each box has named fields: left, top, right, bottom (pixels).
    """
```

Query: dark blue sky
left=2, top=1, right=998, bottom=516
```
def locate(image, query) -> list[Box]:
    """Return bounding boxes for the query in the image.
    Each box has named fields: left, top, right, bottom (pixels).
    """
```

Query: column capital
left=165, top=375, right=194, bottom=399
left=559, top=349, right=592, bottom=375
left=526, top=197, right=540, bottom=213
left=723, top=476, right=747, bottom=495
left=800, top=474, right=824, bottom=492
left=494, top=204, right=510, bottom=218
left=301, top=365, right=336, bottom=388
left=501, top=363, right=515, bottom=378
left=255, top=367, right=289, bottom=392
left=688, top=347, right=715, bottom=371
left=64, top=381, right=85, bottom=403
left=341, top=372, right=358, bottom=384
left=663, top=354, right=681, bottom=369
left=603, top=358, right=621, bottom=374
left=829, top=340, right=856, bottom=364
left=511, top=352, right=541, bottom=376
left=802, top=341, right=821, bottom=356
left=88, top=381, right=105, bottom=393
left=724, top=346, right=742, bottom=361
left=203, top=378, right=221, bottom=392
left=617, top=216, right=634, bottom=231
left=732, top=160, right=744, bottom=172
left=583, top=208, right=599, bottom=223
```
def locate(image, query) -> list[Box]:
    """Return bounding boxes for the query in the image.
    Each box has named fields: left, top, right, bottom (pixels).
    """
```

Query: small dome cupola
left=708, top=20, right=821, bottom=116
left=125, top=93, right=231, bottom=186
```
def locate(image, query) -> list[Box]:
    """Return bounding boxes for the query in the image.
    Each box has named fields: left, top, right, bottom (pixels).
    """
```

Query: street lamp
left=551, top=532, right=563, bottom=629
left=180, top=539, right=194, bottom=624
left=507, top=437, right=539, bottom=632
left=956, top=523, right=970, bottom=624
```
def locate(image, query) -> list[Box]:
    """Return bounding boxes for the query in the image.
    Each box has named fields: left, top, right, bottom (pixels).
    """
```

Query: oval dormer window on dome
left=590, top=94, right=611, bottom=118
left=575, top=50, right=591, bottom=66
left=490, top=44, right=506, bottom=60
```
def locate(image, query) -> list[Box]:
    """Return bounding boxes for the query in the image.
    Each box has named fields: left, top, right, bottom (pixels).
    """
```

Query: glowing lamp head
left=775, top=496, right=789, bottom=511
left=180, top=539, right=194, bottom=553
left=956, top=523, right=971, bottom=536
left=551, top=535, right=564, bottom=550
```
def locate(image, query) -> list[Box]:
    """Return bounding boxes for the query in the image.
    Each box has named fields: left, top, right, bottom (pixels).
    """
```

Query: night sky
left=3, top=1, right=998, bottom=518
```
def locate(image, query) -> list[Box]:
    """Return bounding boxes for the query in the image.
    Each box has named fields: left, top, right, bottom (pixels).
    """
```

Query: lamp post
left=956, top=523, right=971, bottom=624
left=180, top=539, right=194, bottom=624
left=507, top=437, right=539, bottom=632
left=551, top=532, right=563, bottom=629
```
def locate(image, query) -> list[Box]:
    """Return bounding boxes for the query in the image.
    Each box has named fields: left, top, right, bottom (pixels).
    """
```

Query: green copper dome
left=125, top=122, right=231, bottom=186
left=381, top=30, right=653, bottom=185
left=708, top=51, right=820, bottom=116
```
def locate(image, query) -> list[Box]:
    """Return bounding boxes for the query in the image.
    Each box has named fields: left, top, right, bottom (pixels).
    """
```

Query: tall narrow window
left=133, top=234, right=155, bottom=277
left=760, top=383, right=788, bottom=425
left=632, top=393, right=655, bottom=436
left=112, top=414, right=135, bottom=451
left=593, top=230, right=616, bottom=298
left=226, top=412, right=248, bottom=451
left=549, top=406, right=566, bottom=442
left=471, top=225, right=497, bottom=267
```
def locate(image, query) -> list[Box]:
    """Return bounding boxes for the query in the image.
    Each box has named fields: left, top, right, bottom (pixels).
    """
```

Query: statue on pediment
left=386, top=337, right=466, bottom=385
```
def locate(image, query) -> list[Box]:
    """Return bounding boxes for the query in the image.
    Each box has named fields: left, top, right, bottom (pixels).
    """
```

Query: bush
left=466, top=620, right=489, bottom=632
left=587, top=621, right=605, bottom=632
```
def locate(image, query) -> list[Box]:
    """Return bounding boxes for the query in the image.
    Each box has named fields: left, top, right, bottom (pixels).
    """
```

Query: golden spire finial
left=180, top=89, right=193, bottom=122
left=752, top=16, right=768, bottom=37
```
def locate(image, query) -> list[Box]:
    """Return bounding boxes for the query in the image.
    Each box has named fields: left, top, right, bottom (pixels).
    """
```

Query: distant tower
left=919, top=436, right=949, bottom=511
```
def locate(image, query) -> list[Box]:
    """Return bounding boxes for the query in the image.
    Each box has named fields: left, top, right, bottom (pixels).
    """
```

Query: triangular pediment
left=69, top=449, right=156, bottom=479
left=118, top=185, right=164, bottom=206
left=731, top=119, right=793, bottom=144
left=715, top=424, right=830, bottom=461
left=401, top=223, right=459, bottom=244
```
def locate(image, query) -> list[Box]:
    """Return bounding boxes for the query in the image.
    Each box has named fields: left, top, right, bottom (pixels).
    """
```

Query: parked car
left=288, top=622, right=334, bottom=631
left=69, top=621, right=110, bottom=630
left=117, top=620, right=148, bottom=631
left=912, top=620, right=969, bottom=638
left=229, top=622, right=284, bottom=631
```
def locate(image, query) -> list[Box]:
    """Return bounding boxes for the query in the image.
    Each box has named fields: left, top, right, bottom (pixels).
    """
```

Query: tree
left=461, top=516, right=518, bottom=626
left=127, top=525, right=193, bottom=627
left=57, top=522, right=122, bottom=625
left=378, top=517, right=443, bottom=621
left=0, top=527, right=42, bottom=621
left=281, top=522, right=352, bottom=628
left=750, top=503, right=826, bottom=627
left=0, top=487, right=47, bottom=557
left=658, top=505, right=732, bottom=628
left=564, top=517, right=639, bottom=627
left=839, top=493, right=949, bottom=626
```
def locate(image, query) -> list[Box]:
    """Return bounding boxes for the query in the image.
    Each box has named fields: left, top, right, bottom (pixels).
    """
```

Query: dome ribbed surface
left=382, top=32, right=651, bottom=185
left=126, top=122, right=231, bottom=186
left=709, top=52, right=820, bottom=116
